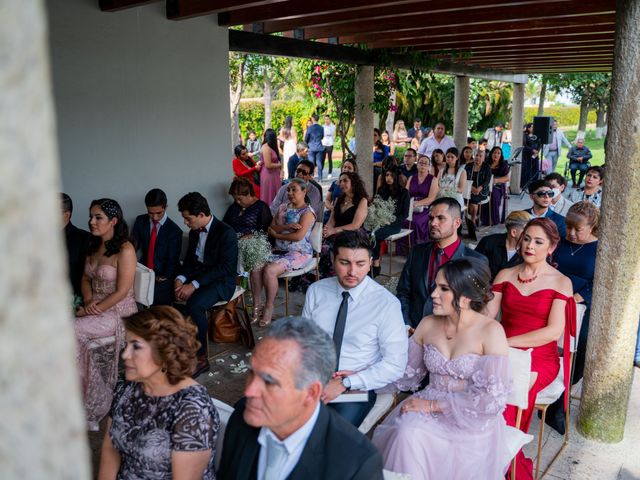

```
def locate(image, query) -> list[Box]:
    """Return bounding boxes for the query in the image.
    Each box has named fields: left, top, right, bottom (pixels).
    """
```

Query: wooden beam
left=99, top=0, right=160, bottom=11
left=414, top=37, right=616, bottom=53
left=465, top=48, right=614, bottom=61
left=167, top=0, right=289, bottom=20
left=444, top=43, right=614, bottom=58
left=264, top=0, right=615, bottom=37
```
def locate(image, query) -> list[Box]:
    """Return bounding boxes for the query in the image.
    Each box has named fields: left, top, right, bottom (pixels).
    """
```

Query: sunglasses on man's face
left=296, top=168, right=311, bottom=175
left=534, top=191, right=555, bottom=198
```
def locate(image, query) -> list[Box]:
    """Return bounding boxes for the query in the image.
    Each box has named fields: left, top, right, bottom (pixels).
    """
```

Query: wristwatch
left=341, top=376, right=351, bottom=391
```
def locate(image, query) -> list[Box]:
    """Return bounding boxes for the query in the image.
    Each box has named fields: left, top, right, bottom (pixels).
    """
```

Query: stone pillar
left=578, top=0, right=640, bottom=443
left=510, top=82, right=525, bottom=194
left=355, top=65, right=375, bottom=196
left=453, top=75, right=470, bottom=149
left=0, top=2, right=91, bottom=477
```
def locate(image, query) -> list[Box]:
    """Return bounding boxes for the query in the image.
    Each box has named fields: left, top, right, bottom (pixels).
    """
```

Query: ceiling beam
left=167, top=0, right=290, bottom=20
left=99, top=0, right=160, bottom=11
left=464, top=48, right=613, bottom=60
left=414, top=37, right=616, bottom=53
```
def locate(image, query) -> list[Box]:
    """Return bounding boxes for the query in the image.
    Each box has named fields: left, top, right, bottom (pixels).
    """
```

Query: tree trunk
left=264, top=71, right=272, bottom=130
left=385, top=90, right=397, bottom=134
left=577, top=96, right=590, bottom=139
left=595, top=103, right=607, bottom=139
left=537, top=76, right=547, bottom=116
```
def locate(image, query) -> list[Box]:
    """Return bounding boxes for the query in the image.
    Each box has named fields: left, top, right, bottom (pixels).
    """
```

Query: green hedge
left=524, top=106, right=597, bottom=128
left=238, top=101, right=315, bottom=140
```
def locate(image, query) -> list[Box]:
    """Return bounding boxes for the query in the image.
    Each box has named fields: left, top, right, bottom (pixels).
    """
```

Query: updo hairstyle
left=437, top=258, right=494, bottom=313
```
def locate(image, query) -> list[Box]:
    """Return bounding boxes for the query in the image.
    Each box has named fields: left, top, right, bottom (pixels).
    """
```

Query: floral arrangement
left=238, top=231, right=272, bottom=276
left=383, top=276, right=400, bottom=296
left=364, top=196, right=397, bottom=234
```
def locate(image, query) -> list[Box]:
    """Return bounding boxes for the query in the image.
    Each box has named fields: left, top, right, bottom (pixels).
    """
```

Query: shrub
left=524, top=106, right=597, bottom=127
left=238, top=101, right=315, bottom=140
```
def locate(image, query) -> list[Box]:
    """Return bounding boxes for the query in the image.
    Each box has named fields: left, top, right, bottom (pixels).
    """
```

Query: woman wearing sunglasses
left=524, top=179, right=567, bottom=238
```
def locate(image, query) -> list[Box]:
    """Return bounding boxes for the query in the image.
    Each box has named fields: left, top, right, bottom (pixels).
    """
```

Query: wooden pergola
left=100, top=0, right=615, bottom=74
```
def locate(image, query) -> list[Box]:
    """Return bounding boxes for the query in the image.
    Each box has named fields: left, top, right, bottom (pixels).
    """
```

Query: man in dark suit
left=176, top=192, right=238, bottom=377
left=525, top=179, right=567, bottom=238
left=131, top=188, right=183, bottom=305
left=397, top=197, right=488, bottom=328
left=304, top=114, right=326, bottom=179
left=61, top=193, right=89, bottom=298
left=218, top=316, right=383, bottom=480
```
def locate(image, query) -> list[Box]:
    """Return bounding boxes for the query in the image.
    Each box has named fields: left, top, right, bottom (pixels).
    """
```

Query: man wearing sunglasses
left=525, top=179, right=566, bottom=237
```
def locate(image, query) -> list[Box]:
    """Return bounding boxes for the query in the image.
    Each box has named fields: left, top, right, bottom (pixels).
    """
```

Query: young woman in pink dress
left=487, top=217, right=575, bottom=480
left=259, top=128, right=283, bottom=206
left=75, top=199, right=138, bottom=431
left=373, top=258, right=511, bottom=479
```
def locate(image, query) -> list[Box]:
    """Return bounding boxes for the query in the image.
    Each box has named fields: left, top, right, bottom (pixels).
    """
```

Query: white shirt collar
left=336, top=275, right=370, bottom=303
left=257, top=402, right=321, bottom=455
left=201, top=216, right=214, bottom=233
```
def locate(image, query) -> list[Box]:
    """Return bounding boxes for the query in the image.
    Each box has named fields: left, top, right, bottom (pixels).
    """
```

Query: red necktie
left=147, top=221, right=159, bottom=270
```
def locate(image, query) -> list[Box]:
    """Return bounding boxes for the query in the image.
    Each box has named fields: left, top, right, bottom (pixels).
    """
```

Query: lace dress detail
left=109, top=381, right=220, bottom=479
left=372, top=340, right=511, bottom=479
left=74, top=263, right=137, bottom=431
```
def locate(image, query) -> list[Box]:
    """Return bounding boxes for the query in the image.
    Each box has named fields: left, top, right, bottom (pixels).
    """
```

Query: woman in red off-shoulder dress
left=486, top=217, right=576, bottom=480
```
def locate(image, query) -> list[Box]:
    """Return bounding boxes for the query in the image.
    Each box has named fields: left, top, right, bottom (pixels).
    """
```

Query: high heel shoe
left=251, top=304, right=264, bottom=325
left=259, top=304, right=274, bottom=328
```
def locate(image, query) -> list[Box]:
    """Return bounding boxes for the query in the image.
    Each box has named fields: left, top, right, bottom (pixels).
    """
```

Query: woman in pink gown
left=75, top=199, right=137, bottom=430
left=487, top=218, right=575, bottom=480
left=373, top=258, right=511, bottom=479
left=259, top=128, right=283, bottom=206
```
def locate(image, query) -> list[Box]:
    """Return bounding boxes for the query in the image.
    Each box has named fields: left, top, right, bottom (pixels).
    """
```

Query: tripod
left=519, top=143, right=546, bottom=199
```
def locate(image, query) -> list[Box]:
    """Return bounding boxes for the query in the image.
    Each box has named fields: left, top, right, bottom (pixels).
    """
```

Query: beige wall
left=47, top=0, right=232, bottom=227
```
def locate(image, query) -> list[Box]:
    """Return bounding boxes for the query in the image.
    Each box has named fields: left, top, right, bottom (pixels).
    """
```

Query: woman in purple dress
left=406, top=156, right=439, bottom=245
left=372, top=258, right=511, bottom=479
left=482, top=146, right=511, bottom=226
left=259, top=128, right=283, bottom=206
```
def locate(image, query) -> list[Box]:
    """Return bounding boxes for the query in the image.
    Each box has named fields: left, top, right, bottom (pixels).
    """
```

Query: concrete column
left=453, top=75, right=470, bottom=149
left=0, top=2, right=90, bottom=477
left=510, top=82, right=525, bottom=194
left=355, top=65, right=375, bottom=196
left=578, top=0, right=640, bottom=443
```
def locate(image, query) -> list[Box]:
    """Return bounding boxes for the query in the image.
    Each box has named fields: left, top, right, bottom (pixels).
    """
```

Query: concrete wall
left=47, top=0, right=232, bottom=228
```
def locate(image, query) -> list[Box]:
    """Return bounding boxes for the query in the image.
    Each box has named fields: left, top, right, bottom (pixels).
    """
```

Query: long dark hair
left=263, top=128, right=281, bottom=162
left=445, top=147, right=460, bottom=173
left=336, top=172, right=369, bottom=210
left=379, top=166, right=401, bottom=197
left=88, top=198, right=129, bottom=257
left=488, top=146, right=506, bottom=169
left=373, top=128, right=385, bottom=152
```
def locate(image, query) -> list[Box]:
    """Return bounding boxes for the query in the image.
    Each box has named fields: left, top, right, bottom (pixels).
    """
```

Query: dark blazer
left=304, top=123, right=325, bottom=152
left=64, top=222, right=89, bottom=297
left=218, top=399, right=383, bottom=480
left=524, top=208, right=566, bottom=238
left=397, top=240, right=488, bottom=327
left=475, top=233, right=522, bottom=280
left=177, top=216, right=237, bottom=297
left=131, top=214, right=183, bottom=279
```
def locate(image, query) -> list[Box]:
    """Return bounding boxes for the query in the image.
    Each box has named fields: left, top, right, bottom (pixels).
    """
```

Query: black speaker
left=533, top=116, right=554, bottom=144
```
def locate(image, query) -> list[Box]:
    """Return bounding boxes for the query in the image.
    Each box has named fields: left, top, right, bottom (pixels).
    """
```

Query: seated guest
left=429, top=148, right=446, bottom=178
left=392, top=119, right=409, bottom=146
left=464, top=149, right=492, bottom=226
left=99, top=306, right=220, bottom=479
left=460, top=145, right=474, bottom=166
left=61, top=192, right=89, bottom=298
left=323, top=172, right=369, bottom=239
left=467, top=137, right=477, bottom=151
left=475, top=210, right=531, bottom=280
left=232, top=144, right=261, bottom=199
left=525, top=179, right=567, bottom=237
left=218, top=317, right=384, bottom=480
left=487, top=218, right=574, bottom=479
left=176, top=192, right=238, bottom=377
left=397, top=197, right=487, bottom=328
left=545, top=172, right=574, bottom=217
left=373, top=258, right=511, bottom=479
left=371, top=167, right=410, bottom=277
left=566, top=138, right=593, bottom=187
left=436, top=147, right=466, bottom=208
left=399, top=147, right=418, bottom=184
left=287, top=141, right=309, bottom=180
left=372, top=128, right=390, bottom=190
left=271, top=159, right=323, bottom=218
left=410, top=128, right=424, bottom=151
left=324, top=157, right=357, bottom=223
left=406, top=155, right=439, bottom=245
left=75, top=199, right=138, bottom=431
left=131, top=188, right=183, bottom=305
left=303, top=231, right=407, bottom=426
left=223, top=178, right=272, bottom=236
left=252, top=178, right=316, bottom=327
left=570, top=166, right=604, bottom=208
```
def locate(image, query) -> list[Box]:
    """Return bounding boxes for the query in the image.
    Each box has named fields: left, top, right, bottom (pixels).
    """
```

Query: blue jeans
left=547, top=150, right=559, bottom=172
left=327, top=391, right=376, bottom=427
left=308, top=150, right=324, bottom=179
left=570, top=162, right=589, bottom=185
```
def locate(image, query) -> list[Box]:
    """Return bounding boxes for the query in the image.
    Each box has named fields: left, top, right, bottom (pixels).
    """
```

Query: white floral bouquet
left=364, top=195, right=397, bottom=234
left=383, top=276, right=399, bottom=295
left=238, top=231, right=272, bottom=278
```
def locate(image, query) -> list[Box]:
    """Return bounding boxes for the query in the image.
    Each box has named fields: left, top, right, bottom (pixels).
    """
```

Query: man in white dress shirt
left=418, top=122, right=456, bottom=159
left=302, top=230, right=408, bottom=426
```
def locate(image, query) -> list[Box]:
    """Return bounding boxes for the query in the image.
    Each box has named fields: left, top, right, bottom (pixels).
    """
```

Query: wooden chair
left=533, top=303, right=586, bottom=479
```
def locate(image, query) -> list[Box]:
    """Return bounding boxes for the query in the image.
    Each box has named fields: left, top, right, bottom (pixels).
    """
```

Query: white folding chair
left=211, top=398, right=234, bottom=470
left=380, top=197, right=414, bottom=276
left=134, top=262, right=155, bottom=307
left=506, top=347, right=535, bottom=480
left=358, top=392, right=397, bottom=434
left=278, top=222, right=322, bottom=315
left=533, top=303, right=586, bottom=479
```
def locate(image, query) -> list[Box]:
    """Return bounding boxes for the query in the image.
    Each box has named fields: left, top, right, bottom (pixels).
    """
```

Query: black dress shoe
left=192, top=357, right=210, bottom=378
left=544, top=405, right=566, bottom=436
